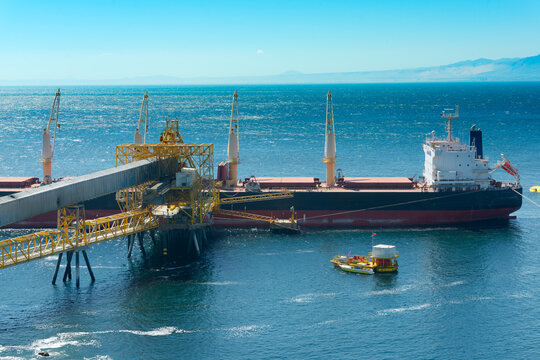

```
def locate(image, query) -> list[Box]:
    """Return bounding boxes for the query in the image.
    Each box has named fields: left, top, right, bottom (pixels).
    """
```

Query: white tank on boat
left=372, top=244, right=397, bottom=259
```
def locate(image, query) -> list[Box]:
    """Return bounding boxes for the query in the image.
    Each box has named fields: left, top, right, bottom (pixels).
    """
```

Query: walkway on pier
left=0, top=208, right=158, bottom=269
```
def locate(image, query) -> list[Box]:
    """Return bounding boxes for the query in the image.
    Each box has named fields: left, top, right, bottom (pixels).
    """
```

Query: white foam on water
left=469, top=296, right=494, bottom=301
left=223, top=324, right=269, bottom=337
left=302, top=319, right=339, bottom=329
left=443, top=280, right=465, bottom=287
left=0, top=356, right=26, bottom=360
left=508, top=292, right=532, bottom=299
left=288, top=292, right=337, bottom=303
left=196, top=281, right=240, bottom=286
left=119, top=327, right=177, bottom=336
left=34, top=323, right=81, bottom=330
left=175, top=329, right=199, bottom=334
left=377, top=303, right=431, bottom=316
left=369, top=284, right=416, bottom=296
left=295, top=249, right=315, bottom=253
left=84, top=356, right=113, bottom=360
left=29, top=332, right=99, bottom=352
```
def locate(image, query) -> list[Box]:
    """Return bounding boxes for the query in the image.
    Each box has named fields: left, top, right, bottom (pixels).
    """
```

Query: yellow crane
left=41, top=89, right=61, bottom=185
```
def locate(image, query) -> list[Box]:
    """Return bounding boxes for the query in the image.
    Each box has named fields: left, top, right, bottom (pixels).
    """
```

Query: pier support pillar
left=192, top=231, right=200, bottom=256
left=150, top=230, right=156, bottom=246
left=137, top=232, right=146, bottom=257
left=82, top=250, right=95, bottom=282
left=160, top=231, right=168, bottom=256
left=63, top=251, right=74, bottom=282
left=127, top=235, right=135, bottom=258
left=75, top=251, right=80, bottom=287
left=52, top=252, right=64, bottom=285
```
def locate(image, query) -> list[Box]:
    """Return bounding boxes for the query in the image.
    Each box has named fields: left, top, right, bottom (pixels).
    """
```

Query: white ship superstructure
left=422, top=107, right=492, bottom=190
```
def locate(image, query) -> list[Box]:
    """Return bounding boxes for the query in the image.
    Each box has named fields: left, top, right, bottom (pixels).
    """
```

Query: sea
left=0, top=83, right=539, bottom=359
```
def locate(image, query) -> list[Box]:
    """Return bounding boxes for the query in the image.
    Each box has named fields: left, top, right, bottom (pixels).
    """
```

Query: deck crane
left=134, top=91, right=149, bottom=144
left=226, top=90, right=240, bottom=186
left=41, top=89, right=61, bottom=185
left=323, top=90, right=336, bottom=186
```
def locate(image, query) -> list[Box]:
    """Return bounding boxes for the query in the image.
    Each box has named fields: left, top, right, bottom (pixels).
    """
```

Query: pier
left=0, top=117, right=298, bottom=286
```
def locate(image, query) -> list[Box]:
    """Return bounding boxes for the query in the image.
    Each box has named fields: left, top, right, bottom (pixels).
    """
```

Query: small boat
left=331, top=245, right=399, bottom=275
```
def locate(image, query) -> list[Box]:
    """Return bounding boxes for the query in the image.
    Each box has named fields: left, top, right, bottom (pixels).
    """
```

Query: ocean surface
left=0, top=83, right=539, bottom=359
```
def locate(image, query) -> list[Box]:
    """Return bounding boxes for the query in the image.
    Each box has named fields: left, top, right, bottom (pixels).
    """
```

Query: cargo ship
left=0, top=91, right=522, bottom=228
left=213, top=93, right=522, bottom=227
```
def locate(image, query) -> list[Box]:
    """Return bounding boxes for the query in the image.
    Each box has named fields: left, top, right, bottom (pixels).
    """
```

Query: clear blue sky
left=1, top=0, right=539, bottom=81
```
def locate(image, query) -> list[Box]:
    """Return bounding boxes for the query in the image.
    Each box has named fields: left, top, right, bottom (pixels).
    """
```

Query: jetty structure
left=0, top=91, right=299, bottom=286
left=0, top=89, right=525, bottom=286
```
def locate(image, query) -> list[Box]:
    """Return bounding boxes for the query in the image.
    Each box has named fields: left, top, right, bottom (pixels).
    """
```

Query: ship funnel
left=226, top=90, right=240, bottom=186
left=323, top=90, right=337, bottom=187
left=470, top=125, right=483, bottom=159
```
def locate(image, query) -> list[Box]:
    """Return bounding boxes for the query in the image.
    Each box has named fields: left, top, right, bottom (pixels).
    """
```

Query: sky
left=1, top=0, right=539, bottom=81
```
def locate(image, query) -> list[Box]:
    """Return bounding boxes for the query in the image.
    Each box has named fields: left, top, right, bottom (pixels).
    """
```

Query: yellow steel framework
left=214, top=208, right=299, bottom=232
left=116, top=141, right=214, bottom=224
left=0, top=206, right=158, bottom=270
left=218, top=192, right=293, bottom=205
left=213, top=208, right=278, bottom=223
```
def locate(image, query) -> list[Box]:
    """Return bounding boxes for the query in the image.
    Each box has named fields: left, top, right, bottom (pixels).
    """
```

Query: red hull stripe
left=213, top=208, right=520, bottom=227
left=7, top=208, right=519, bottom=228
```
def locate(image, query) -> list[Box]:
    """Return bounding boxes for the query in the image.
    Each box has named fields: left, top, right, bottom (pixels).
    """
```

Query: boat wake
left=369, top=284, right=417, bottom=296
left=287, top=292, right=337, bottom=303
left=377, top=303, right=432, bottom=316
left=222, top=324, right=269, bottom=338
left=195, top=281, right=240, bottom=286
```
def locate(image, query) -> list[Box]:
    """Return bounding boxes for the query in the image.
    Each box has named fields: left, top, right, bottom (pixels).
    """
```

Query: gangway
left=0, top=207, right=158, bottom=270
left=219, top=192, right=293, bottom=205
left=214, top=208, right=300, bottom=232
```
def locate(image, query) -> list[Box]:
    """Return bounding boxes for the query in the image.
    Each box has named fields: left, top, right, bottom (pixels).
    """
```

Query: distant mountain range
left=3, top=54, right=540, bottom=85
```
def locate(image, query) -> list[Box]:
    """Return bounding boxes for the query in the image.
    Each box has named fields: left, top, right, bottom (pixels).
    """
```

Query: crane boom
left=226, top=90, right=240, bottom=186
left=134, top=91, right=149, bottom=144
left=41, top=89, right=61, bottom=185
left=322, top=90, right=336, bottom=186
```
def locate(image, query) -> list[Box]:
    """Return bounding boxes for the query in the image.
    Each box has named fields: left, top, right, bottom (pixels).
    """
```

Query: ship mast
left=134, top=91, right=149, bottom=144
left=227, top=90, right=240, bottom=186
left=41, top=89, right=61, bottom=185
left=323, top=90, right=336, bottom=187
left=441, top=105, right=459, bottom=141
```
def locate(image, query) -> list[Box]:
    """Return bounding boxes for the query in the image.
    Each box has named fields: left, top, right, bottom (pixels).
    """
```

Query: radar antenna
left=441, top=105, right=459, bottom=141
